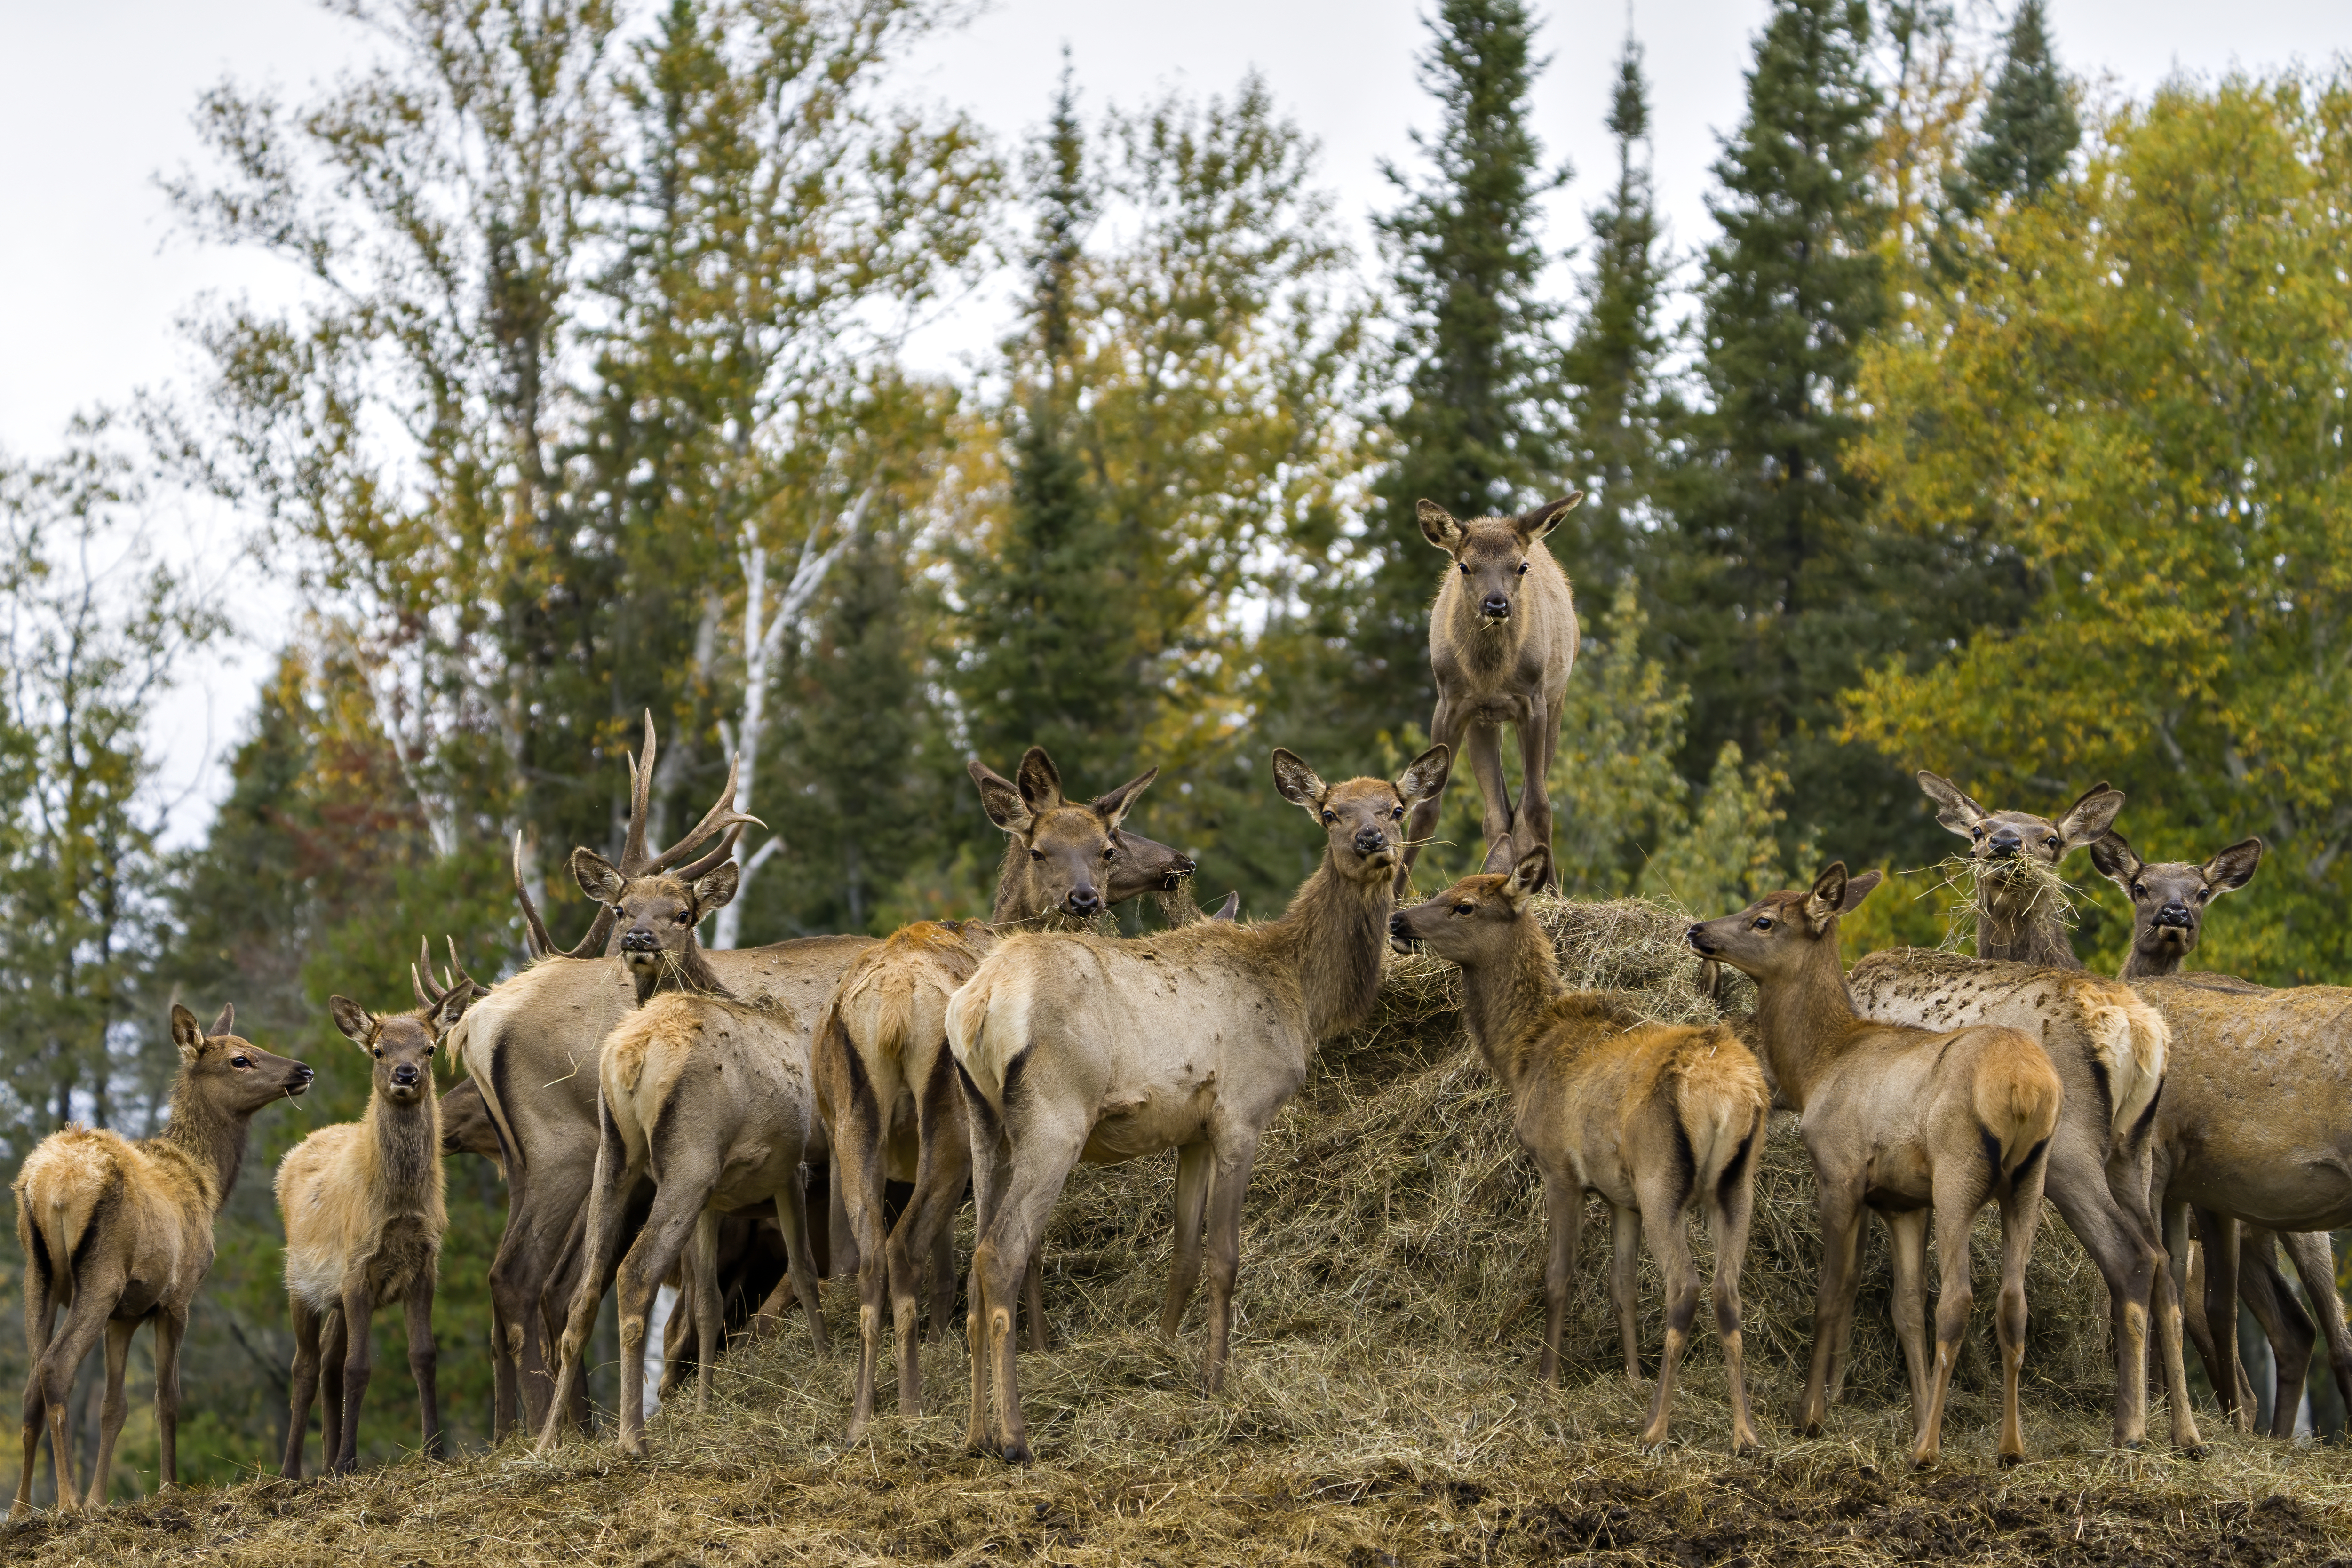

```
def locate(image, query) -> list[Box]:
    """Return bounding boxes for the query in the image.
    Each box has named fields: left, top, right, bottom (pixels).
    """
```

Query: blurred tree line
left=4, top=0, right=2350, bottom=1490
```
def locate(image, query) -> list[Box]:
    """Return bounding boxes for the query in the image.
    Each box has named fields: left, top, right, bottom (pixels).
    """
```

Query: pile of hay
left=14, top=896, right=2352, bottom=1567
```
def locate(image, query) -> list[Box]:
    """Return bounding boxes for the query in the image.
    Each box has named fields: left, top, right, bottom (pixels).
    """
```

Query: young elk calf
left=537, top=850, right=829, bottom=1457
left=277, top=951, right=478, bottom=1476
left=1399, top=495, right=1583, bottom=896
left=12, top=1005, right=313, bottom=1517
left=1690, top=865, right=2063, bottom=1468
left=1916, top=772, right=2124, bottom=967
left=1392, top=846, right=1767, bottom=1451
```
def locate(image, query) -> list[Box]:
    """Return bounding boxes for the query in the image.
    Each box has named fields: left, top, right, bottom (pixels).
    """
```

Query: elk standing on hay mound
left=2089, top=829, right=2352, bottom=1441
left=277, top=946, right=480, bottom=1478
left=536, top=844, right=831, bottom=1457
left=1392, top=845, right=1768, bottom=1452
left=1844, top=771, right=2194, bottom=1453
left=1398, top=493, right=1582, bottom=898
left=11, top=1005, right=313, bottom=1517
left=1690, top=864, right=2062, bottom=1469
left=947, top=743, right=1449, bottom=1463
left=820, top=746, right=1235, bottom=1441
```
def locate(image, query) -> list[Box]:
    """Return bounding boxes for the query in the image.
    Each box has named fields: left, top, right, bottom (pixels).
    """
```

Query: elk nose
left=1685, top=923, right=1715, bottom=955
left=1481, top=592, right=1511, bottom=618
left=2156, top=903, right=2195, bottom=929
left=1353, top=826, right=1387, bottom=855
left=620, top=927, right=659, bottom=953
left=1987, top=829, right=2021, bottom=858
left=293, top=1063, right=315, bottom=1083
left=391, top=1064, right=420, bottom=1087
left=1065, top=886, right=1102, bottom=917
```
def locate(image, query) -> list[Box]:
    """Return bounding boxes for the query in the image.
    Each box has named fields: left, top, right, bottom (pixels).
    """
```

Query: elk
left=1391, top=845, right=1767, bottom=1451
left=948, top=743, right=1449, bottom=1462
left=1689, top=864, right=2063, bottom=1468
left=1915, top=771, right=2124, bottom=967
left=277, top=951, right=478, bottom=1477
left=1844, top=772, right=2193, bottom=1452
left=2089, top=829, right=2352, bottom=1439
left=822, top=753, right=1236, bottom=1439
left=11, top=1005, right=313, bottom=1517
left=1398, top=494, right=1582, bottom=897
left=535, top=851, right=831, bottom=1457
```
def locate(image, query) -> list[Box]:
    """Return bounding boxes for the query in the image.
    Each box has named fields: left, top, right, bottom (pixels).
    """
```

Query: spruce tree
left=1361, top=0, right=1568, bottom=732
left=1667, top=0, right=1904, bottom=858
left=1954, top=0, right=2078, bottom=210
left=1558, top=37, right=1671, bottom=592
left=954, top=66, right=1144, bottom=787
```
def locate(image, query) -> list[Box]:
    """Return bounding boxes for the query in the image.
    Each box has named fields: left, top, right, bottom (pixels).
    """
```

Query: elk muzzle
left=1352, top=826, right=1390, bottom=859
left=1065, top=886, right=1103, bottom=918
left=288, top=1063, right=316, bottom=1094
left=1480, top=592, right=1511, bottom=621
left=1161, top=853, right=1197, bottom=892
left=390, top=1063, right=422, bottom=1090
left=1685, top=922, right=1719, bottom=957
left=2154, top=904, right=2195, bottom=931
left=620, top=926, right=660, bottom=954
left=1986, top=828, right=2023, bottom=860
left=1388, top=912, right=1422, bottom=954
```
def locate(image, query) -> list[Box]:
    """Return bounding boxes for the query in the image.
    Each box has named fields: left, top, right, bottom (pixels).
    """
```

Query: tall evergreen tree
left=1666, top=0, right=1909, bottom=859
left=1558, top=37, right=1672, bottom=592
left=954, top=67, right=1145, bottom=785
left=1954, top=0, right=2078, bottom=210
left=1361, top=0, right=1568, bottom=732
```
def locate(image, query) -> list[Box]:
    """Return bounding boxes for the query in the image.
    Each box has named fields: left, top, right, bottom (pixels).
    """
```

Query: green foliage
left=1849, top=70, right=2352, bottom=984
left=1954, top=0, right=2078, bottom=210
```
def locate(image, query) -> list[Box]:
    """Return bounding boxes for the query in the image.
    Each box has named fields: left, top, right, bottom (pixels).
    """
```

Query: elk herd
left=12, top=491, right=2352, bottom=1518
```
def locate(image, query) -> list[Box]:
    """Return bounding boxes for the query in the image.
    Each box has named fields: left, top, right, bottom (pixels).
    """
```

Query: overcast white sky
left=4, top=0, right=2349, bottom=839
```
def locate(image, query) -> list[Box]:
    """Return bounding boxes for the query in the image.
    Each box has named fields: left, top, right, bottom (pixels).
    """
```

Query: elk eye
left=373, top=1049, right=383, bottom=1059
left=1030, top=849, right=1045, bottom=862
left=231, top=1056, right=250, bottom=1069
left=2045, top=836, right=2060, bottom=849
left=1102, top=844, right=1118, bottom=860
left=1516, top=560, right=1529, bottom=575
left=1753, top=916, right=1774, bottom=931
left=2131, top=884, right=2145, bottom=900
left=1321, top=810, right=1336, bottom=824
left=1453, top=902, right=1474, bottom=915
left=2194, top=889, right=2209, bottom=901
left=1457, top=562, right=1469, bottom=574
left=1391, top=806, right=1404, bottom=820
left=425, top=1044, right=436, bottom=1055
left=1971, top=827, right=1985, bottom=838
left=676, top=911, right=693, bottom=924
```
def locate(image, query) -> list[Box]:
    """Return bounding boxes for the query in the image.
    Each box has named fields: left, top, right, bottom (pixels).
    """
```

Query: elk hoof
left=1000, top=1440, right=1033, bottom=1465
left=2181, top=1442, right=2209, bottom=1462
left=1997, top=1451, right=2024, bottom=1469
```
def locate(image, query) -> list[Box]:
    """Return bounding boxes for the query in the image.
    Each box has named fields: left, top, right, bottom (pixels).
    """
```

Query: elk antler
left=641, top=751, right=761, bottom=875
left=673, top=823, right=750, bottom=883
left=614, top=711, right=760, bottom=877
left=513, top=828, right=613, bottom=961
left=413, top=936, right=444, bottom=1012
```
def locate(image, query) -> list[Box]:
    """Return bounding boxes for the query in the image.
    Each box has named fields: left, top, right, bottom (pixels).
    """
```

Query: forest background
left=6, top=0, right=2352, bottom=1488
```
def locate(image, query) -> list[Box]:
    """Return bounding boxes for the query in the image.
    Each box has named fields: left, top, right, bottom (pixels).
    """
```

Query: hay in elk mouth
left=1925, top=852, right=2081, bottom=956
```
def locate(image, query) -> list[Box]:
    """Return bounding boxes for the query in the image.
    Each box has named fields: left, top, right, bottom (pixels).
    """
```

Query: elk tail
left=1673, top=1034, right=1769, bottom=1208
left=1971, top=1032, right=2064, bottom=1184
left=945, top=969, right=1014, bottom=1119
left=2073, top=982, right=2167, bottom=1146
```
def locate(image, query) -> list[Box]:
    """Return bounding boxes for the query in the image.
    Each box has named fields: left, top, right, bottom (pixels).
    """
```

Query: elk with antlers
left=1398, top=494, right=1582, bottom=896
left=947, top=744, right=1448, bottom=1462
left=1691, top=865, right=2062, bottom=1468
left=277, top=945, right=478, bottom=1477
left=820, top=748, right=1235, bottom=1439
left=1394, top=846, right=1768, bottom=1452
left=11, top=1006, right=313, bottom=1517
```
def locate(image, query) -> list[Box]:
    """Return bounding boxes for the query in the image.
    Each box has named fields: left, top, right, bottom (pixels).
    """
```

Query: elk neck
left=154, top=1069, right=249, bottom=1213
left=989, top=839, right=1039, bottom=923
left=1748, top=933, right=1874, bottom=1112
left=1251, top=851, right=1394, bottom=1043
left=632, top=942, right=731, bottom=1005
left=1453, top=918, right=1569, bottom=1095
left=364, top=1079, right=445, bottom=1212
left=1976, top=874, right=2082, bottom=969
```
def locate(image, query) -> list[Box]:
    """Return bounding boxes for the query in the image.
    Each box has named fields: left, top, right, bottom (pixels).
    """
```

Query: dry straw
left=14, top=897, right=2352, bottom=1566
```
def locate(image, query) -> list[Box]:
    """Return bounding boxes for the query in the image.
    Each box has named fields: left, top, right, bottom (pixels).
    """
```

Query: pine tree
left=954, top=66, right=1145, bottom=785
left=1666, top=0, right=1907, bottom=860
left=1360, top=0, right=1568, bottom=732
left=1558, top=37, right=1672, bottom=592
left=1954, top=0, right=2078, bottom=210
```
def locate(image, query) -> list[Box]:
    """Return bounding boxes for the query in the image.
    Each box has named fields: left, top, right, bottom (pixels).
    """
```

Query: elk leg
left=12, top=1224, right=66, bottom=1520
left=1199, top=1133, right=1268, bottom=1398
left=2238, top=1228, right=2313, bottom=1439
left=1635, top=1179, right=1700, bottom=1451
left=488, top=1197, right=558, bottom=1437
left=2161, top=1195, right=2213, bottom=1449
left=1708, top=1118, right=1762, bottom=1455
left=1160, top=1142, right=1215, bottom=1339
left=1606, top=1202, right=1644, bottom=1382
left=39, top=1286, right=113, bottom=1513
left=1022, top=1249, right=1051, bottom=1353
left=535, top=1113, right=644, bottom=1454
left=334, top=1287, right=378, bottom=1474
left=284, top=1297, right=323, bottom=1478
left=1992, top=1149, right=2049, bottom=1466
left=1464, top=722, right=1518, bottom=875
left=977, top=1133, right=1083, bottom=1462
left=1915, top=1175, right=1991, bottom=1469
left=319, top=1311, right=347, bottom=1472
left=153, top=1306, right=186, bottom=1490
left=961, top=1113, right=1005, bottom=1457
left=1799, top=1182, right=1865, bottom=1438
left=2042, top=1134, right=2161, bottom=1450
left=1511, top=701, right=1562, bottom=888
left=692, top=1211, right=725, bottom=1416
left=2281, top=1230, right=2352, bottom=1430
left=85, top=1317, right=135, bottom=1508
left=833, top=1073, right=892, bottom=1441
left=890, top=1068, right=972, bottom=1417
left=613, top=1181, right=714, bottom=1456
left=772, top=1167, right=830, bottom=1358
left=405, top=1276, right=442, bottom=1461
left=1397, top=696, right=1463, bottom=897
left=486, top=1289, right=518, bottom=1446
left=1537, top=1166, right=1583, bottom=1385
left=1884, top=1206, right=1932, bottom=1433
left=2200, top=1210, right=2254, bottom=1432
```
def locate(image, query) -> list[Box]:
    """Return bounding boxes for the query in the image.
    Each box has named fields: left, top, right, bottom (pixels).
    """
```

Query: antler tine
left=618, top=710, right=658, bottom=875
left=674, top=823, right=748, bottom=884
left=557, top=899, right=618, bottom=962
left=412, top=962, right=432, bottom=1013
left=512, top=830, right=556, bottom=960
left=644, top=750, right=756, bottom=874
left=444, top=935, right=481, bottom=995
left=416, top=936, right=447, bottom=1003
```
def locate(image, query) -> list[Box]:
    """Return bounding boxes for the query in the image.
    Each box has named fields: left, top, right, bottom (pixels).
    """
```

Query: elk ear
left=2089, top=829, right=2142, bottom=889
left=1515, top=492, right=1585, bottom=541
left=209, top=1003, right=235, bottom=1038
left=570, top=847, right=626, bottom=905
left=429, top=986, right=475, bottom=1034
left=1839, top=868, right=1883, bottom=914
left=1016, top=747, right=1065, bottom=814
left=1803, top=862, right=1852, bottom=931
left=1396, top=744, right=1452, bottom=807
left=1271, top=748, right=1328, bottom=813
left=170, top=1004, right=205, bottom=1063
left=1091, top=766, right=1159, bottom=833
left=2056, top=782, right=2125, bottom=849
left=1915, top=771, right=1988, bottom=837
left=328, top=995, right=375, bottom=1048
left=1503, top=846, right=1550, bottom=908
left=1416, top=499, right=1464, bottom=551
left=1211, top=889, right=1240, bottom=922
left=691, top=860, right=740, bottom=914
left=968, top=760, right=1033, bottom=834
left=2202, top=836, right=2264, bottom=896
